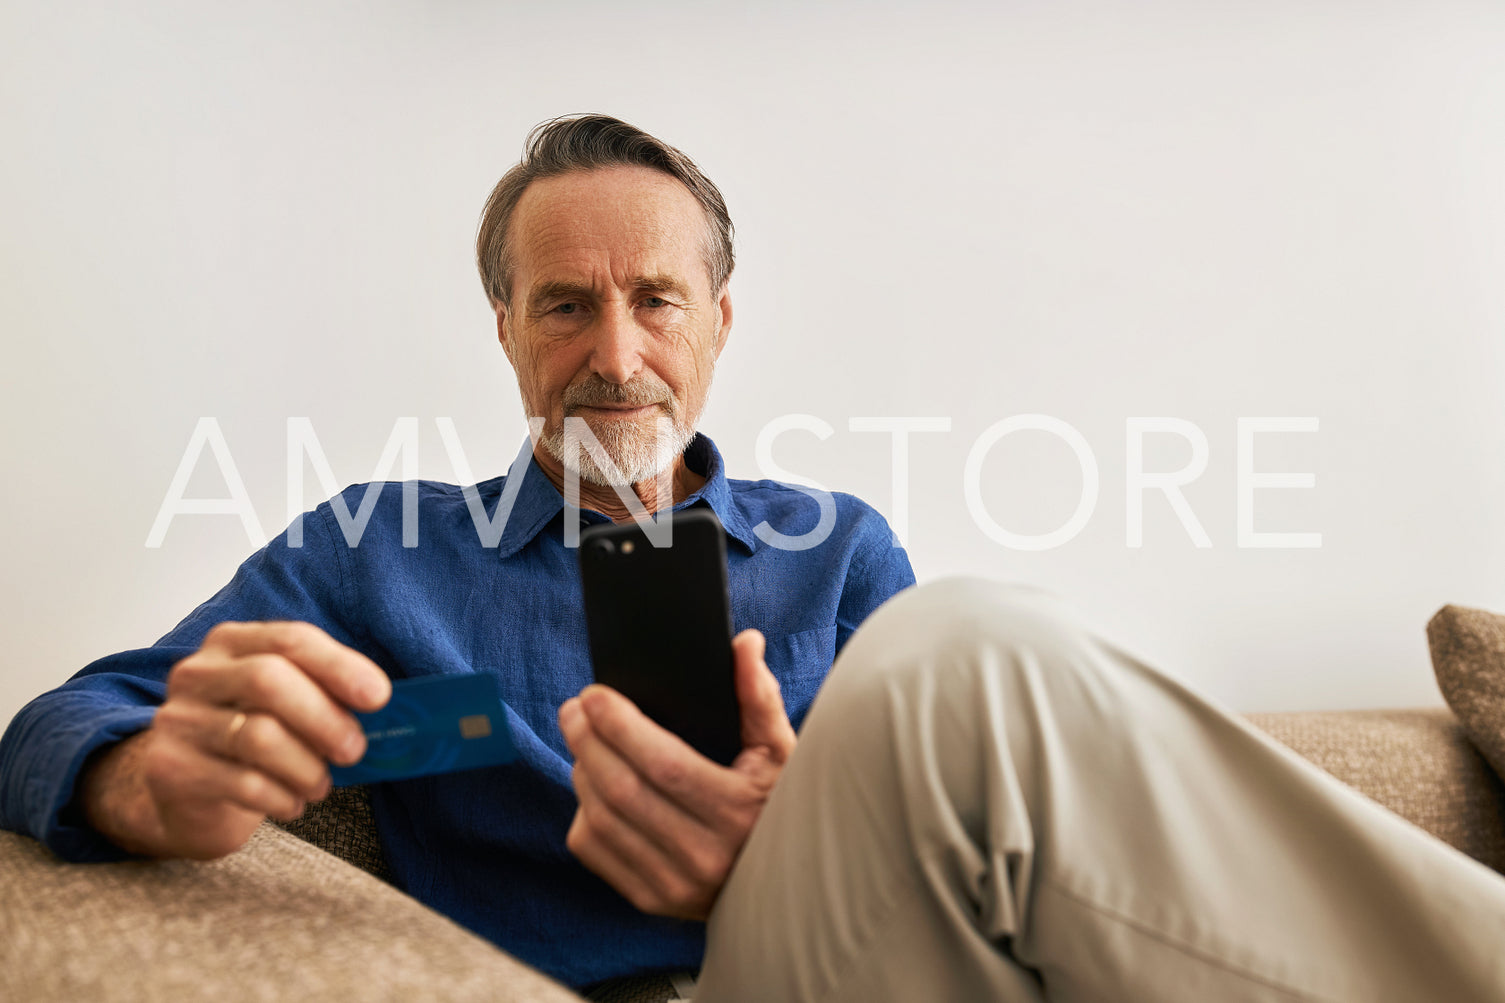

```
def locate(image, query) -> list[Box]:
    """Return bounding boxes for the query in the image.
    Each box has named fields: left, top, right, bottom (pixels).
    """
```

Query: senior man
left=0, top=115, right=913, bottom=987
left=5, top=115, right=1505, bottom=1003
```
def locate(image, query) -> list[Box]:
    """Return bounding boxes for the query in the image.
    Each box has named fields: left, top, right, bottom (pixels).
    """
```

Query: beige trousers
left=695, top=579, right=1505, bottom=1002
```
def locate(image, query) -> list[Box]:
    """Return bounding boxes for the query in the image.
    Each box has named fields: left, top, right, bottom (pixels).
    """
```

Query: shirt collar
left=679, top=433, right=760, bottom=553
left=492, top=433, right=760, bottom=559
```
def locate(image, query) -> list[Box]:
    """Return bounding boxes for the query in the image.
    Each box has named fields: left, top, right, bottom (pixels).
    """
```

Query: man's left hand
left=558, top=629, right=796, bottom=920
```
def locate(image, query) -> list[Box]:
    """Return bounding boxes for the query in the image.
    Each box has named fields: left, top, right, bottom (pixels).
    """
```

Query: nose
left=588, top=301, right=646, bottom=385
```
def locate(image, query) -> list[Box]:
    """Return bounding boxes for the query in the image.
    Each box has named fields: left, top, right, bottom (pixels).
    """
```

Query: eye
left=643, top=296, right=667, bottom=309
left=555, top=302, right=580, bottom=315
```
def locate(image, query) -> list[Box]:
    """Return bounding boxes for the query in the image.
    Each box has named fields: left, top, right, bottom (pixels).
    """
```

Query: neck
left=531, top=447, right=706, bottom=523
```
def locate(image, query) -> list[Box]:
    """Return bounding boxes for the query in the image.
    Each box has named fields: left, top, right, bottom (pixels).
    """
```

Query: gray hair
left=476, top=114, right=735, bottom=309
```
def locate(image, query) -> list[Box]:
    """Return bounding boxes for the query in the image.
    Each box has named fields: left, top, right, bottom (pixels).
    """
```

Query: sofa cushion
left=0, top=822, right=583, bottom=1002
left=1248, top=707, right=1505, bottom=873
left=1428, top=604, right=1505, bottom=784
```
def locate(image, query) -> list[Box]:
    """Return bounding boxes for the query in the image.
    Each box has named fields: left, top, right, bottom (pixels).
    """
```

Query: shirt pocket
left=760, top=624, right=839, bottom=730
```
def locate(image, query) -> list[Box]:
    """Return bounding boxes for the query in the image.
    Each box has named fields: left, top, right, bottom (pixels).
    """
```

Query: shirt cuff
left=27, top=706, right=157, bottom=862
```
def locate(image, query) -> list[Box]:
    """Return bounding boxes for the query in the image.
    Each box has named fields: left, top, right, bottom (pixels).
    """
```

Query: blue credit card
left=329, top=673, right=518, bottom=786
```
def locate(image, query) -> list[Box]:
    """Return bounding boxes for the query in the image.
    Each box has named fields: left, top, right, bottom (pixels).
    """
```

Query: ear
left=495, top=305, right=513, bottom=364
left=712, top=285, right=733, bottom=359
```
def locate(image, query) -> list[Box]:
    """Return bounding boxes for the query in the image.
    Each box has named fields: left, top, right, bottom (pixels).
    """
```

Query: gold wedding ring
left=226, top=711, right=249, bottom=759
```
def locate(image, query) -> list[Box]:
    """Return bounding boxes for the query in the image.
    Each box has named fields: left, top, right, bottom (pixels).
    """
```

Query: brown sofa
left=3, top=707, right=1502, bottom=1002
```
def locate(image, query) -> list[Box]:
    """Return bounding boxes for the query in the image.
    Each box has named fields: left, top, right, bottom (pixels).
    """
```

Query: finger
left=577, top=685, right=740, bottom=825
left=145, top=736, right=305, bottom=820
left=565, top=803, right=662, bottom=914
left=154, top=701, right=332, bottom=801
left=569, top=771, right=709, bottom=918
left=225, top=709, right=332, bottom=801
left=732, top=629, right=797, bottom=761
left=570, top=711, right=717, bottom=859
left=200, top=621, right=391, bottom=712
left=171, top=651, right=367, bottom=765
left=558, top=695, right=588, bottom=754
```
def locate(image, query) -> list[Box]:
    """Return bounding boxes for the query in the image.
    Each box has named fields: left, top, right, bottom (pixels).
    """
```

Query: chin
left=542, top=417, right=694, bottom=488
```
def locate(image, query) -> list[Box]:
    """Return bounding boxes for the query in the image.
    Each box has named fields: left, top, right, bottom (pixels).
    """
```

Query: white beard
left=541, top=410, right=696, bottom=487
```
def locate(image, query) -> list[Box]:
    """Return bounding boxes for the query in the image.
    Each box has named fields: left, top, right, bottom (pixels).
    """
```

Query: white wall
left=4, top=0, right=1503, bottom=730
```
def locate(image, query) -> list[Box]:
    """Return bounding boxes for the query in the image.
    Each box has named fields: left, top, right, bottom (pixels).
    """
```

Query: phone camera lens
left=589, top=538, right=616, bottom=557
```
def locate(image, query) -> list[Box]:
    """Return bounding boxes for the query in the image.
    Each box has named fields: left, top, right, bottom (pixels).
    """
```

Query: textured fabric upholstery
left=273, top=783, right=391, bottom=882
left=1428, top=603, right=1505, bottom=783
left=581, top=974, right=683, bottom=1002
left=0, top=822, right=581, bottom=1002
left=1248, top=707, right=1505, bottom=873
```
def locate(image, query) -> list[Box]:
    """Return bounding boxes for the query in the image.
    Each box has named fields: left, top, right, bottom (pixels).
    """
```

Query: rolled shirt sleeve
left=0, top=500, right=358, bottom=860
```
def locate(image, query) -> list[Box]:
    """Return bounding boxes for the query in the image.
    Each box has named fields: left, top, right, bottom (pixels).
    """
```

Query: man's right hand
left=79, top=621, right=392, bottom=860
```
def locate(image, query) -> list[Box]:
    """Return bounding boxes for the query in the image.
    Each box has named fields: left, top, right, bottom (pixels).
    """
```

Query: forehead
left=509, top=166, right=711, bottom=294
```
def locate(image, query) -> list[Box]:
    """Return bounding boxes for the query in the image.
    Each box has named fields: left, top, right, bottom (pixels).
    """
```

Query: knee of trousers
left=804, top=576, right=1147, bottom=789
left=824, top=576, right=1104, bottom=703
left=796, top=578, right=1134, bottom=871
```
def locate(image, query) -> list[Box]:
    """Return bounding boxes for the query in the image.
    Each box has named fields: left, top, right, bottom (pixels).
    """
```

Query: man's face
left=497, top=165, right=733, bottom=487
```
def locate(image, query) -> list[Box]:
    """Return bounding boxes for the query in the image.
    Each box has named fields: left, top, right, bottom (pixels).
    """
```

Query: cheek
left=660, top=326, right=719, bottom=388
left=517, top=341, right=565, bottom=391
left=683, top=337, right=720, bottom=393
left=516, top=342, right=588, bottom=409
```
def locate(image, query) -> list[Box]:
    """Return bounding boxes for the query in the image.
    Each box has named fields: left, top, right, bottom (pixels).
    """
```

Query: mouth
left=571, top=404, right=661, bottom=418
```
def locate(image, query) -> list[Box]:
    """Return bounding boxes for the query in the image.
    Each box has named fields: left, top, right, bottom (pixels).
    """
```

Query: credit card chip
left=459, top=714, right=493, bottom=739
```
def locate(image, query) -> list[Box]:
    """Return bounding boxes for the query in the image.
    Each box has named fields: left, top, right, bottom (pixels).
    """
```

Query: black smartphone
left=577, top=508, right=742, bottom=766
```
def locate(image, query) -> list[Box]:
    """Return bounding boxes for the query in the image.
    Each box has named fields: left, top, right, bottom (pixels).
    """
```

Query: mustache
left=562, top=377, right=674, bottom=412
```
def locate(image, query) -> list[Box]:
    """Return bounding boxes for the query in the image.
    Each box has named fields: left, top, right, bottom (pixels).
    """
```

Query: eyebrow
left=630, top=274, right=691, bottom=300
left=523, top=274, right=693, bottom=313
left=523, top=281, right=584, bottom=311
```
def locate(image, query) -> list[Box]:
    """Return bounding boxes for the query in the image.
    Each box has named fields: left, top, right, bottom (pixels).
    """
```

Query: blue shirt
left=0, top=434, right=915, bottom=988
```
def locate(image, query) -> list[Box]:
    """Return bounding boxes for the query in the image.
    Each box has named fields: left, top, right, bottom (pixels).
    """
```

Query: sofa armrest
left=1248, top=707, right=1505, bottom=873
left=0, top=822, right=583, bottom=1002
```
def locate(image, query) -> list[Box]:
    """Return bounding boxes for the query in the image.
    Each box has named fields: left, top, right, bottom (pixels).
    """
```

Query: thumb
left=732, top=629, right=796, bottom=763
